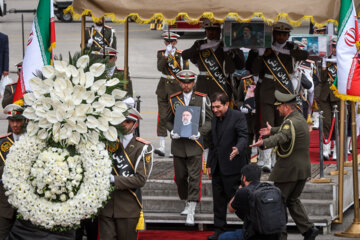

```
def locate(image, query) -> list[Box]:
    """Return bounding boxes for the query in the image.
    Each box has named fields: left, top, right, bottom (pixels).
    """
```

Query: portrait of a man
left=173, top=106, right=200, bottom=138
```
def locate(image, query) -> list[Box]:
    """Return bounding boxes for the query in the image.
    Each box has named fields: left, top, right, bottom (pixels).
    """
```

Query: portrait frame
left=173, top=106, right=201, bottom=138
left=290, top=34, right=329, bottom=57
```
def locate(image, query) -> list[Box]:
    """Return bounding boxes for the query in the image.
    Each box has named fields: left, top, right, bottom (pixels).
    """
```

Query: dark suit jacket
left=207, top=108, right=248, bottom=176
left=0, top=32, right=9, bottom=76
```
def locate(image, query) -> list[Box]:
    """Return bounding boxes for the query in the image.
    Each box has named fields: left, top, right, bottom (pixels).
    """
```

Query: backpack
left=247, top=182, right=287, bottom=236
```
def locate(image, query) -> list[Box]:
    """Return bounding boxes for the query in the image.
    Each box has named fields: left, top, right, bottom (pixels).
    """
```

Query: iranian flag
left=14, top=0, right=55, bottom=105
left=333, top=0, right=360, bottom=98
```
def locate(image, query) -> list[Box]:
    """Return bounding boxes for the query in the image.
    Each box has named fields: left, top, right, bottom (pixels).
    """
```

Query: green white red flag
left=332, top=0, right=360, bottom=100
left=14, top=0, right=55, bottom=105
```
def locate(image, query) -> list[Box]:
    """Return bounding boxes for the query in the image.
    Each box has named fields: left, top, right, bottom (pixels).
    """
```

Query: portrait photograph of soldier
left=173, top=106, right=200, bottom=138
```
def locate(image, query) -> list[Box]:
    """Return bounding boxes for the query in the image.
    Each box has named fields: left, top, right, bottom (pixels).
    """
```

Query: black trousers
left=211, top=169, right=241, bottom=230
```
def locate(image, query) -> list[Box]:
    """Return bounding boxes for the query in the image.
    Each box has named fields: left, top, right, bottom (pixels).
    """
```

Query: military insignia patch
left=1, top=141, right=12, bottom=153
left=145, top=154, right=151, bottom=163
left=107, top=142, right=119, bottom=153
left=173, top=101, right=181, bottom=111
left=202, top=49, right=211, bottom=58
left=283, top=124, right=290, bottom=130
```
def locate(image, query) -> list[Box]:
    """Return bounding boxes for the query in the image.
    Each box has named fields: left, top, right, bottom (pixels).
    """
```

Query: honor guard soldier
left=155, top=32, right=189, bottom=157
left=85, top=18, right=117, bottom=54
left=167, top=70, right=212, bottom=226
left=99, top=104, right=153, bottom=240
left=252, top=21, right=308, bottom=172
left=2, top=62, right=22, bottom=109
left=319, top=37, right=339, bottom=160
left=182, top=19, right=235, bottom=104
left=251, top=90, right=319, bottom=240
left=0, top=104, right=26, bottom=239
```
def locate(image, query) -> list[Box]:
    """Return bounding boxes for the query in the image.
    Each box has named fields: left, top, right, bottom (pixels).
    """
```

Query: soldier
left=182, top=19, right=235, bottom=102
left=250, top=90, right=319, bottom=240
left=0, top=104, right=26, bottom=239
left=167, top=70, right=212, bottom=226
left=318, top=37, right=338, bottom=160
left=2, top=62, right=22, bottom=109
left=85, top=18, right=116, bottom=54
left=99, top=105, right=153, bottom=240
left=155, top=32, right=188, bottom=157
left=252, top=21, right=308, bottom=172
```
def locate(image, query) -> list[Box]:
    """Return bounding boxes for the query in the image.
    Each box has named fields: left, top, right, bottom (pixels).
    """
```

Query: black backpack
left=247, top=182, right=287, bottom=236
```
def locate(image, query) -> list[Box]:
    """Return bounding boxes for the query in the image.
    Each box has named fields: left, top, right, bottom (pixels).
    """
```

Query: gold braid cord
left=275, top=119, right=296, bottom=158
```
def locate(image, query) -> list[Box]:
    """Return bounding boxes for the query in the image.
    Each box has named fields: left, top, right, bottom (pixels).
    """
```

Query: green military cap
left=3, top=104, right=25, bottom=120
left=274, top=90, right=297, bottom=105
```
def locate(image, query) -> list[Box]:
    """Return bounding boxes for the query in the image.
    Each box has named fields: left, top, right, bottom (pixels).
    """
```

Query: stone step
left=143, top=196, right=335, bottom=217
left=143, top=180, right=335, bottom=200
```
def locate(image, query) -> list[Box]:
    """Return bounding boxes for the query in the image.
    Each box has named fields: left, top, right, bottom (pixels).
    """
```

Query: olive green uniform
left=156, top=49, right=188, bottom=137
left=182, top=40, right=235, bottom=97
left=262, top=110, right=313, bottom=238
left=85, top=25, right=116, bottom=52
left=252, top=43, right=308, bottom=128
left=318, top=56, right=339, bottom=139
left=0, top=133, right=15, bottom=240
left=99, top=137, right=152, bottom=240
left=1, top=83, right=16, bottom=108
left=167, top=91, right=212, bottom=201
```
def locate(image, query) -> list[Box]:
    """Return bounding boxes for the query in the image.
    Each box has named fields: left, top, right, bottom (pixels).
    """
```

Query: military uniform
left=182, top=40, right=235, bottom=98
left=99, top=136, right=152, bottom=240
left=1, top=82, right=16, bottom=108
left=167, top=90, right=212, bottom=202
left=85, top=25, right=116, bottom=53
left=0, top=134, right=15, bottom=240
left=156, top=48, right=188, bottom=137
left=262, top=91, right=315, bottom=239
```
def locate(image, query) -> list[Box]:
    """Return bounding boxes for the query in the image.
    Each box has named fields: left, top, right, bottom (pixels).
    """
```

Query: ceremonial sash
left=89, top=28, right=110, bottom=49
left=0, top=136, right=14, bottom=163
left=169, top=96, right=204, bottom=150
left=165, top=53, right=182, bottom=82
left=111, top=141, right=142, bottom=208
left=199, top=48, right=232, bottom=97
left=242, top=76, right=256, bottom=112
left=263, top=52, right=294, bottom=94
left=327, top=64, right=337, bottom=84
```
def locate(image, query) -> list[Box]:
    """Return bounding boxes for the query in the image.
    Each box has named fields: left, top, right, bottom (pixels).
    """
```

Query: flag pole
left=335, top=101, right=360, bottom=237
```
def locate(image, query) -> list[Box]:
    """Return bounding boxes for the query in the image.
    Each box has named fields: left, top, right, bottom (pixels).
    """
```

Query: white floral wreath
left=2, top=55, right=128, bottom=230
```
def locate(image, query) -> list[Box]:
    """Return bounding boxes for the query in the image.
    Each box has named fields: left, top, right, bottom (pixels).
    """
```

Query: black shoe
left=154, top=149, right=165, bottom=157
left=303, top=226, right=319, bottom=240
left=208, top=230, right=223, bottom=240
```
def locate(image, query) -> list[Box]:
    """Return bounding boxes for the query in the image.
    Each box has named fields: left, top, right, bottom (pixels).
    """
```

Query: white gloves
left=165, top=44, right=173, bottom=57
left=87, top=38, right=94, bottom=48
left=258, top=48, right=266, bottom=56
left=189, top=132, right=201, bottom=141
left=240, top=106, right=249, bottom=114
left=110, top=174, right=115, bottom=183
left=170, top=130, right=180, bottom=139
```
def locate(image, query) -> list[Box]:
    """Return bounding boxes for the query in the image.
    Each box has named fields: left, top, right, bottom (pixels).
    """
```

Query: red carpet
left=138, top=230, right=213, bottom=240
left=309, top=129, right=360, bottom=164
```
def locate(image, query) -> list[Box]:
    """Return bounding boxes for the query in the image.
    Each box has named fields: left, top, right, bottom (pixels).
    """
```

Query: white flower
left=42, top=65, right=56, bottom=79
left=106, top=78, right=120, bottom=87
left=85, top=72, right=94, bottom=89
left=23, top=107, right=38, bottom=120
left=24, top=93, right=36, bottom=106
left=97, top=117, right=109, bottom=132
left=113, top=102, right=128, bottom=112
left=76, top=55, right=89, bottom=69
left=29, top=77, right=44, bottom=91
left=112, top=89, right=127, bottom=100
left=99, top=94, right=115, bottom=107
left=110, top=111, right=126, bottom=125
left=68, top=132, right=80, bottom=145
left=103, top=126, right=117, bottom=142
left=27, top=121, right=39, bottom=136
left=54, top=60, right=71, bottom=79
left=91, top=80, right=106, bottom=95
left=86, top=116, right=99, bottom=129
left=68, top=65, right=79, bottom=78
left=38, top=129, right=48, bottom=140
left=89, top=63, right=105, bottom=77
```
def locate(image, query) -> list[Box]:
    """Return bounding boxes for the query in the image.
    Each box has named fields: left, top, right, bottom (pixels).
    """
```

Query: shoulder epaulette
left=158, top=49, right=165, bottom=52
left=0, top=133, right=11, bottom=139
left=104, top=25, right=112, bottom=29
left=136, top=137, right=151, bottom=145
left=176, top=49, right=183, bottom=53
left=194, top=91, right=207, bottom=97
left=170, top=91, right=182, bottom=98
left=7, top=82, right=17, bottom=86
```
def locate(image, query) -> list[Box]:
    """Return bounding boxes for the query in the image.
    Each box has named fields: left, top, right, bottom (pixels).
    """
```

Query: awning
left=66, top=0, right=344, bottom=27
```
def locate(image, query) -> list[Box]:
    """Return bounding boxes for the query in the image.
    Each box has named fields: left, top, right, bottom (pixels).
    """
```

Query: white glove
left=110, top=174, right=115, bottom=183
left=189, top=132, right=201, bottom=141
left=240, top=106, right=249, bottom=114
left=170, top=48, right=176, bottom=56
left=87, top=38, right=94, bottom=48
left=170, top=130, right=180, bottom=139
left=258, top=48, right=266, bottom=56
left=165, top=44, right=173, bottom=57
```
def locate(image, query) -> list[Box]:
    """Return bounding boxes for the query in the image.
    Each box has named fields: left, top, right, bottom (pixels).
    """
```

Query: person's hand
left=259, top=121, right=272, bottom=137
left=230, top=147, right=239, bottom=161
left=249, top=138, right=264, bottom=148
left=2, top=71, right=8, bottom=76
left=165, top=44, right=172, bottom=57
left=189, top=132, right=200, bottom=141
left=110, top=174, right=115, bottom=183
left=240, top=106, right=249, bottom=114
left=87, top=38, right=94, bottom=47
left=258, top=48, right=266, bottom=56
left=206, top=167, right=212, bottom=179
left=170, top=48, right=176, bottom=56
left=170, top=130, right=180, bottom=139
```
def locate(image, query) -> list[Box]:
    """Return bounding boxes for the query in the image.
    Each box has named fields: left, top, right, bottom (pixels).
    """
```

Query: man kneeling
left=219, top=164, right=284, bottom=240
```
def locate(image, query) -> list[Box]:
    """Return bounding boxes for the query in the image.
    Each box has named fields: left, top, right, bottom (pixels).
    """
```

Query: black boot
left=303, top=226, right=319, bottom=240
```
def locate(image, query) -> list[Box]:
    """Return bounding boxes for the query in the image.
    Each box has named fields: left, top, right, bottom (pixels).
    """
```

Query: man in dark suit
left=0, top=32, right=9, bottom=80
left=206, top=92, right=248, bottom=239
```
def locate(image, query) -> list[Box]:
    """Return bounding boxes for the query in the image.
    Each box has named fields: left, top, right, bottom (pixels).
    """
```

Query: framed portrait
left=223, top=22, right=272, bottom=48
left=290, top=34, right=329, bottom=57
left=173, top=106, right=200, bottom=138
